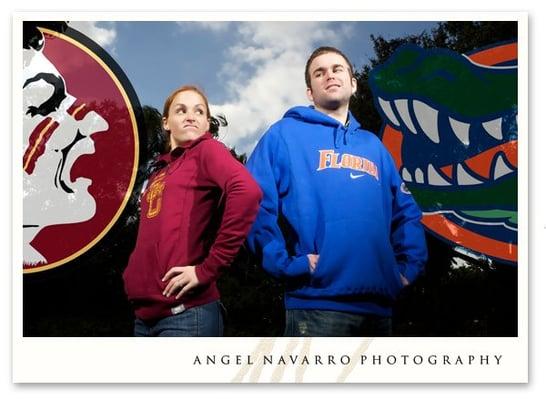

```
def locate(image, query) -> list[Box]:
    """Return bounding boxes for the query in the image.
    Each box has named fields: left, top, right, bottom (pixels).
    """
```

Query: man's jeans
left=134, top=300, right=224, bottom=337
left=284, top=309, right=392, bottom=337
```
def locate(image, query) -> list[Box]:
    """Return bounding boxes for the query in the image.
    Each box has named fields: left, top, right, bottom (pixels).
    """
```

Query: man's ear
left=351, top=77, right=357, bottom=95
left=306, top=87, right=314, bottom=103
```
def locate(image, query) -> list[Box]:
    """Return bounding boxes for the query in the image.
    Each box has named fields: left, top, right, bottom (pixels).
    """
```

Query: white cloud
left=176, top=21, right=234, bottom=32
left=205, top=22, right=353, bottom=156
left=69, top=21, right=117, bottom=48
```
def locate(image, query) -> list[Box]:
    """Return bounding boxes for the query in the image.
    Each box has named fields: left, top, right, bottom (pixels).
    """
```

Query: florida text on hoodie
left=246, top=107, right=427, bottom=317
left=123, top=133, right=262, bottom=321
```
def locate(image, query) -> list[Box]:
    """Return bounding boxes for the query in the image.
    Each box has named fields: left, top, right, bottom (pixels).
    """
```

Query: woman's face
left=163, top=90, right=210, bottom=148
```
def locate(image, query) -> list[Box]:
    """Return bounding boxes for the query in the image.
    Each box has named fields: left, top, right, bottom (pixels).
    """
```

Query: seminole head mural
left=22, top=22, right=144, bottom=272
left=370, top=42, right=517, bottom=265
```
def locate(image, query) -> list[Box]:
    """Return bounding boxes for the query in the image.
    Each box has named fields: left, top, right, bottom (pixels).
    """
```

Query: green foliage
left=217, top=248, right=285, bottom=336
left=142, top=105, right=165, bottom=157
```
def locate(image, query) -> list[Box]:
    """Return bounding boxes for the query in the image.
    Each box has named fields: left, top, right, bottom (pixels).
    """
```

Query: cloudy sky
left=69, top=20, right=438, bottom=156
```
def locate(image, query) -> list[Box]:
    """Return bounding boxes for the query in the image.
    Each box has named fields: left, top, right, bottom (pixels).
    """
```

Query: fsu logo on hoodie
left=23, top=22, right=143, bottom=272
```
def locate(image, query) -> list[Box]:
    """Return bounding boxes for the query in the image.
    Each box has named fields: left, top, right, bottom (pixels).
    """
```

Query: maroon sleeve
left=194, top=140, right=262, bottom=285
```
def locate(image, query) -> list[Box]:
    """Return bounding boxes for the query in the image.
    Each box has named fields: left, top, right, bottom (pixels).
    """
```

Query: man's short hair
left=305, top=46, right=354, bottom=88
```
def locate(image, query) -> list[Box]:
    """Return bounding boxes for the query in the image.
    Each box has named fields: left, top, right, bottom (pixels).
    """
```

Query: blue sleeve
left=246, top=126, right=310, bottom=279
left=385, top=151, right=428, bottom=284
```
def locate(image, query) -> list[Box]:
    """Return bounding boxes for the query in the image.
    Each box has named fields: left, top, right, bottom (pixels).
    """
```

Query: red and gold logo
left=145, top=172, right=166, bottom=219
left=23, top=23, right=142, bottom=272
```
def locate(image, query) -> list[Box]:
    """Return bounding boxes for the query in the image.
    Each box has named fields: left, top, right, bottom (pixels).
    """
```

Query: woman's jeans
left=134, top=300, right=224, bottom=337
left=284, top=308, right=392, bottom=337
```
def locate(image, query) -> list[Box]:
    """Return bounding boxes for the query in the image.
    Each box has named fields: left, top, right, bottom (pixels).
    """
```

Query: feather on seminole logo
left=370, top=42, right=518, bottom=265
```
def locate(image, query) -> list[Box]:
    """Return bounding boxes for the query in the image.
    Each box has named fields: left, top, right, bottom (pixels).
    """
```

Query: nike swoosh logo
left=350, top=173, right=365, bottom=179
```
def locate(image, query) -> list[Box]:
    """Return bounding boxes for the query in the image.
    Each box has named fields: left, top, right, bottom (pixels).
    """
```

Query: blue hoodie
left=246, top=106, right=427, bottom=316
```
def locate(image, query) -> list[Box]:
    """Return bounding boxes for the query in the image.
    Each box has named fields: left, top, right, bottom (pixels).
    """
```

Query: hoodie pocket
left=123, top=241, right=161, bottom=300
left=309, top=219, right=402, bottom=298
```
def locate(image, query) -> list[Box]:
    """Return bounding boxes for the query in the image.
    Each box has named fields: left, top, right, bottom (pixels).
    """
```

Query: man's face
left=306, top=52, right=356, bottom=111
left=23, top=45, right=107, bottom=237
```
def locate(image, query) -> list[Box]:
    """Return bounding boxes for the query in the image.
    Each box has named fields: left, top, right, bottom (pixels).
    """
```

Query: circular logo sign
left=371, top=42, right=518, bottom=265
left=23, top=24, right=142, bottom=272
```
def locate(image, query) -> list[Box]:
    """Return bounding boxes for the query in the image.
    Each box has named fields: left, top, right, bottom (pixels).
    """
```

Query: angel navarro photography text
left=193, top=353, right=503, bottom=367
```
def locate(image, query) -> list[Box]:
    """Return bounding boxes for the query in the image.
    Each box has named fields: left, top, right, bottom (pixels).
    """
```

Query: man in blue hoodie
left=246, top=46, right=428, bottom=336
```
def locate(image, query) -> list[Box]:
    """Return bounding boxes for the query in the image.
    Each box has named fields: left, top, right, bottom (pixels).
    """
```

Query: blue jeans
left=284, top=309, right=392, bottom=337
left=134, top=300, right=224, bottom=337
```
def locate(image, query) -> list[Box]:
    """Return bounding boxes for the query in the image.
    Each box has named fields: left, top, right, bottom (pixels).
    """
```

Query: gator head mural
left=369, top=42, right=517, bottom=265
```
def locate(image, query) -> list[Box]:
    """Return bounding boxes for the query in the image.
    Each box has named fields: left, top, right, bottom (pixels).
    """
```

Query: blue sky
left=69, top=20, right=439, bottom=155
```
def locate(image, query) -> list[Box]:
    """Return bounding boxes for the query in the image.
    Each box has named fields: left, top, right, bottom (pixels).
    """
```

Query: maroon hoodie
left=123, top=133, right=262, bottom=321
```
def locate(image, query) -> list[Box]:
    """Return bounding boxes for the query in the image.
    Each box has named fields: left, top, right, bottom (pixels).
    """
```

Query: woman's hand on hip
left=162, top=265, right=200, bottom=299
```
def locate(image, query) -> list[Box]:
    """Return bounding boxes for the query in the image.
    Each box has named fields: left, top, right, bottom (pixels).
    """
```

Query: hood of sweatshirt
left=283, top=106, right=362, bottom=148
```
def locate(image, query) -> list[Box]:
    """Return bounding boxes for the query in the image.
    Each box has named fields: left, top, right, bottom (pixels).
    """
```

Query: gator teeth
left=427, top=164, right=451, bottom=186
left=378, top=97, right=400, bottom=127
left=449, top=117, right=470, bottom=146
left=456, top=163, right=483, bottom=185
left=414, top=167, right=424, bottom=184
left=413, top=100, right=440, bottom=144
left=402, top=167, right=412, bottom=182
left=382, top=98, right=505, bottom=148
left=406, top=158, right=513, bottom=187
left=482, top=118, right=503, bottom=140
left=394, top=99, right=417, bottom=134
left=492, top=153, right=514, bottom=180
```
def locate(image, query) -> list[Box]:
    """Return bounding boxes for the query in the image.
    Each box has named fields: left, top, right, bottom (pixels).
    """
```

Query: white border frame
left=12, top=11, right=528, bottom=383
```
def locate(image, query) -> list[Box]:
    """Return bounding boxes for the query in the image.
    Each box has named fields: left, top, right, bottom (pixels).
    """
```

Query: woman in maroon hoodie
left=123, top=85, right=262, bottom=336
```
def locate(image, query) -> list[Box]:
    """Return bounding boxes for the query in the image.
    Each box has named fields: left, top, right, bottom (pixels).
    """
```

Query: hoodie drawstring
left=334, top=126, right=340, bottom=148
left=334, top=124, right=349, bottom=148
